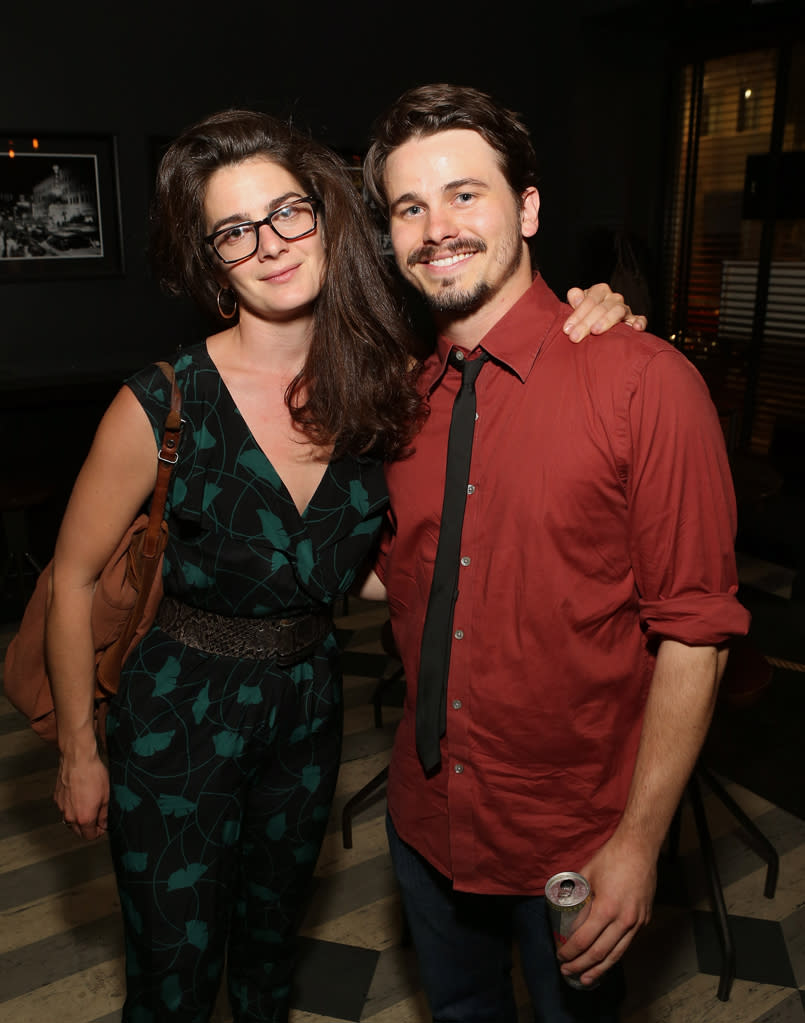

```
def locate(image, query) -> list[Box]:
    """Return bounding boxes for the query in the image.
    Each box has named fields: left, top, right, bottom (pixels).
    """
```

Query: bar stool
left=1, top=474, right=56, bottom=617
left=666, top=642, right=779, bottom=1001
left=667, top=764, right=779, bottom=1002
left=341, top=619, right=404, bottom=849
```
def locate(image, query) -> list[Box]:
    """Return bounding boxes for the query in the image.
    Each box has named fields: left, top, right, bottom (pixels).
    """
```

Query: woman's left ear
left=521, top=187, right=540, bottom=239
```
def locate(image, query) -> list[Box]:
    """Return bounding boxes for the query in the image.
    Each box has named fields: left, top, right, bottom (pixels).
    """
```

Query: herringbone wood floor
left=1, top=587, right=803, bottom=1022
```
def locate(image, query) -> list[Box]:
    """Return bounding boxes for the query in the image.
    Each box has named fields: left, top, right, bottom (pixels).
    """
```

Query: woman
left=47, top=109, right=636, bottom=1022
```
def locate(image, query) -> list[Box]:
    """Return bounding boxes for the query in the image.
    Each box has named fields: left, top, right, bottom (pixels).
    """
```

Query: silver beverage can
left=545, top=871, right=596, bottom=990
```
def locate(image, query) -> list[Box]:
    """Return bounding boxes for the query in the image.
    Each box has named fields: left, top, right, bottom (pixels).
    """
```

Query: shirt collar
left=418, top=274, right=565, bottom=395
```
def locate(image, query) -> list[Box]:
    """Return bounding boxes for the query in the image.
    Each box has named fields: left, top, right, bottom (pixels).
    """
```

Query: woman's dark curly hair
left=151, top=108, right=425, bottom=460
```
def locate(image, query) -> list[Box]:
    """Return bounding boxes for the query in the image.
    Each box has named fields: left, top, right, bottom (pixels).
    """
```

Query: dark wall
left=1, top=0, right=675, bottom=390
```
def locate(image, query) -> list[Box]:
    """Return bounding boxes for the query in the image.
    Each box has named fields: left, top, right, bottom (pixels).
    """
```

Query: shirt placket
left=444, top=374, right=485, bottom=880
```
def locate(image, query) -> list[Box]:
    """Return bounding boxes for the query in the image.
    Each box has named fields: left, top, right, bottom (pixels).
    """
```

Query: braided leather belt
left=155, top=597, right=333, bottom=665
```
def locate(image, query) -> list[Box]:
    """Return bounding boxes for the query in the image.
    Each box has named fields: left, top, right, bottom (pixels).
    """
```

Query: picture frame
left=0, top=133, right=123, bottom=281
left=336, top=148, right=365, bottom=197
left=334, top=147, right=394, bottom=257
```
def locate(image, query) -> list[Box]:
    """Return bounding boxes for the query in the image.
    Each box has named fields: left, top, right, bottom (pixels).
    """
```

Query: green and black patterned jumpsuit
left=106, top=345, right=388, bottom=1022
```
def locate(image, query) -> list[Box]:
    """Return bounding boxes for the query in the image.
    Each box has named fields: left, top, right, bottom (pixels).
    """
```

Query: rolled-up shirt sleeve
left=625, top=350, right=751, bottom=645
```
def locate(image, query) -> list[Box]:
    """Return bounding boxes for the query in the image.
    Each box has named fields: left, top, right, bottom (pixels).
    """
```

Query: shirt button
left=454, top=763, right=464, bottom=774
left=467, top=484, right=476, bottom=495
left=460, top=556, right=471, bottom=567
left=454, top=629, right=464, bottom=640
left=452, top=699, right=462, bottom=710
left=455, top=350, right=465, bottom=361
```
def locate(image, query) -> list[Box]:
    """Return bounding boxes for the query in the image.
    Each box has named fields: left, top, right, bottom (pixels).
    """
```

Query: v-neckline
left=203, top=341, right=331, bottom=520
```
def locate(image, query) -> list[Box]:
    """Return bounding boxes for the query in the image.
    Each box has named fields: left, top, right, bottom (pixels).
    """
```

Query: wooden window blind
left=665, top=44, right=805, bottom=455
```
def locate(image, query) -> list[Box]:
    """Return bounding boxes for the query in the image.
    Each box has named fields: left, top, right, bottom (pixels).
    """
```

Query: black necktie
left=416, top=347, right=489, bottom=773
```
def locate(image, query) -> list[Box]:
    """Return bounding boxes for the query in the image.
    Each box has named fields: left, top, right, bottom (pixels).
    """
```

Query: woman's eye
left=221, top=225, right=249, bottom=245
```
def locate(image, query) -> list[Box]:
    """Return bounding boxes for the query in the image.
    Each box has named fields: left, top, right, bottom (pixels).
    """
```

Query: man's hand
left=564, top=284, right=648, bottom=342
left=555, top=830, right=656, bottom=987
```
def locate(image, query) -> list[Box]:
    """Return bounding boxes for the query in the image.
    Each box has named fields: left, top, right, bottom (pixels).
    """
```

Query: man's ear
left=520, top=187, right=540, bottom=239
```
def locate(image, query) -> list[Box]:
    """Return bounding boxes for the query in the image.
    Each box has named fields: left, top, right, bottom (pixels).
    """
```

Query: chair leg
left=341, top=765, right=389, bottom=849
left=373, top=665, right=404, bottom=729
left=688, top=772, right=736, bottom=1001
left=697, top=765, right=779, bottom=898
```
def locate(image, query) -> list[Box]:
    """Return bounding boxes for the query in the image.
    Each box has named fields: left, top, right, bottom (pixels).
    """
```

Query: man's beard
left=424, top=279, right=495, bottom=316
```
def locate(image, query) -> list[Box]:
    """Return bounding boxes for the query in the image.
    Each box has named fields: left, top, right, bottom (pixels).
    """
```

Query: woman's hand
left=55, top=736, right=110, bottom=841
left=564, top=284, right=648, bottom=342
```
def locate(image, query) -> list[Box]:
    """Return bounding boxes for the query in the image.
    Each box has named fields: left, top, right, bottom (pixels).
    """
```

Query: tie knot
left=450, top=348, right=488, bottom=387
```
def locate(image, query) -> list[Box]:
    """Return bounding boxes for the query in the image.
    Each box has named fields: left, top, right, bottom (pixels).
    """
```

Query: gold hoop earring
left=216, top=287, right=237, bottom=320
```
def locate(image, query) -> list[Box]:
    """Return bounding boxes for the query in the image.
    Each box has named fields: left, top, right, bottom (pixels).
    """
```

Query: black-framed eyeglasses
left=204, top=196, right=320, bottom=263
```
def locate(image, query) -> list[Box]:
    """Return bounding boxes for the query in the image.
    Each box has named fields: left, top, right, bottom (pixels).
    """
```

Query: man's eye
left=455, top=192, right=474, bottom=204
left=401, top=204, right=423, bottom=218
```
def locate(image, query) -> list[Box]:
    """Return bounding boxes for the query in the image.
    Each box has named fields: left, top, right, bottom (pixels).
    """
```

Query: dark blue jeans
left=387, top=814, right=624, bottom=1023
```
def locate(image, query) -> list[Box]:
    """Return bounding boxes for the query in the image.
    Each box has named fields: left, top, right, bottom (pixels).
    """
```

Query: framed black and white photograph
left=0, top=133, right=123, bottom=281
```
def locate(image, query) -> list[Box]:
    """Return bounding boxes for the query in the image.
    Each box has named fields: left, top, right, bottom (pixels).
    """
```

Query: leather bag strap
left=111, top=362, right=182, bottom=662
left=143, top=361, right=182, bottom=558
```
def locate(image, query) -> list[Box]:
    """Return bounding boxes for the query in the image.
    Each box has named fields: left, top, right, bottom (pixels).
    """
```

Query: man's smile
left=426, top=253, right=474, bottom=268
left=408, top=241, right=486, bottom=269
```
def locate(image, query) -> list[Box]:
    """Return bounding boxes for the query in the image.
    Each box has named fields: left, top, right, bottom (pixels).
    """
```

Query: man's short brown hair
left=363, top=83, right=540, bottom=219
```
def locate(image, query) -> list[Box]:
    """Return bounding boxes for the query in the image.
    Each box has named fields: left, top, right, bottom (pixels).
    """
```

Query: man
left=359, top=84, right=750, bottom=1022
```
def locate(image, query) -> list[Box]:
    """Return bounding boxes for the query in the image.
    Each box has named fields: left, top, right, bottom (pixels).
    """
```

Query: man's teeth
left=427, top=253, right=472, bottom=267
